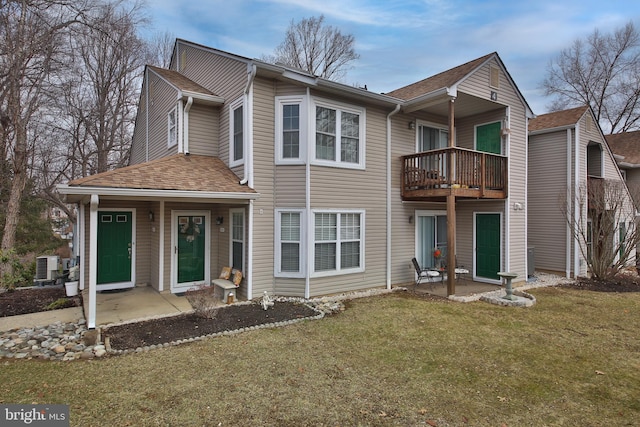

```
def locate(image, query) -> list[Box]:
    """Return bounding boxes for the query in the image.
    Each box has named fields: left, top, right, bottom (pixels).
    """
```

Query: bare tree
left=266, top=15, right=359, bottom=81
left=0, top=0, right=98, bottom=256
left=146, top=30, right=175, bottom=68
left=560, top=179, right=639, bottom=280
left=542, top=22, right=640, bottom=134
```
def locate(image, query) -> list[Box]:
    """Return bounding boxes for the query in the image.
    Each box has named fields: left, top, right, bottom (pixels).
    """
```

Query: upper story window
left=276, top=96, right=306, bottom=164
left=230, top=98, right=244, bottom=166
left=168, top=106, right=177, bottom=148
left=312, top=99, right=365, bottom=169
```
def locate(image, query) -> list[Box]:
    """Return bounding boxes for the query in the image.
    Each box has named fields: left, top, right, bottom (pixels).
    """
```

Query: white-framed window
left=312, top=98, right=365, bottom=169
left=230, top=209, right=245, bottom=272
left=168, top=106, right=177, bottom=148
left=275, top=209, right=305, bottom=277
left=313, top=210, right=364, bottom=276
left=275, top=96, right=307, bottom=164
left=230, top=98, right=244, bottom=166
left=417, top=121, right=449, bottom=152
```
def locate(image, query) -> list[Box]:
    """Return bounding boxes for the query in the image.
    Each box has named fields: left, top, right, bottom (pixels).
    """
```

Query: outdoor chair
left=412, top=257, right=440, bottom=290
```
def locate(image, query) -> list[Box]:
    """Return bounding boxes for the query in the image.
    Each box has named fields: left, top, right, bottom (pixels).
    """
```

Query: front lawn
left=1, top=287, right=638, bottom=426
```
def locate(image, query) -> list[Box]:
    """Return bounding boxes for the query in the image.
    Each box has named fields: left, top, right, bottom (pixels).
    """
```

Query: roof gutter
left=57, top=184, right=260, bottom=201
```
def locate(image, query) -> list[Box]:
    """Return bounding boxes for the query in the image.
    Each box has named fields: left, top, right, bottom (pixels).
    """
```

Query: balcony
left=401, top=147, right=507, bottom=201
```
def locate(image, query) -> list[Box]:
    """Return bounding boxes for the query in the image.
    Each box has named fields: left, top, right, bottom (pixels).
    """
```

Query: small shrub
left=45, top=298, right=73, bottom=311
left=185, top=285, right=220, bottom=319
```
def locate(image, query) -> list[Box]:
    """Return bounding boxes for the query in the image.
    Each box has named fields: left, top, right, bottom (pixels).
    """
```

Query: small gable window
left=490, top=66, right=500, bottom=89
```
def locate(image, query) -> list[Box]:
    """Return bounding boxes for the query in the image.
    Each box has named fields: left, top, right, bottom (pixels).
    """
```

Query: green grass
left=1, top=287, right=639, bottom=426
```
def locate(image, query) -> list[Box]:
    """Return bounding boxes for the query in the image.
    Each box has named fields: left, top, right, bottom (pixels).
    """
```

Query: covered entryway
left=97, top=210, right=134, bottom=291
left=475, top=213, right=501, bottom=282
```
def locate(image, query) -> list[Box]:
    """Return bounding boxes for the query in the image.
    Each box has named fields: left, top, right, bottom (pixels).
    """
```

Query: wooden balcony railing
left=401, top=147, right=508, bottom=200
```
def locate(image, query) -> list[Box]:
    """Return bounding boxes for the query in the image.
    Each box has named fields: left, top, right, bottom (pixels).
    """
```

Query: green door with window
left=97, top=211, right=132, bottom=284
left=177, top=215, right=206, bottom=284
left=476, top=213, right=500, bottom=280
left=476, top=122, right=501, bottom=154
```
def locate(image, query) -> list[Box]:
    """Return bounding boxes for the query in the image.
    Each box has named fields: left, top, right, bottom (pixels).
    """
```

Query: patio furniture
left=412, top=258, right=440, bottom=289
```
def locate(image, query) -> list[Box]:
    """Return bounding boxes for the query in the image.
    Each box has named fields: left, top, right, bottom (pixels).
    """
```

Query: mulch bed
left=560, top=274, right=640, bottom=293
left=103, top=301, right=319, bottom=351
left=0, top=286, right=82, bottom=317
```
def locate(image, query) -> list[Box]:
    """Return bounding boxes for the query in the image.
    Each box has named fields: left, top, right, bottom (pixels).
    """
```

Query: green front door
left=476, top=122, right=501, bottom=154
left=97, top=211, right=132, bottom=285
left=476, top=213, right=500, bottom=280
left=177, top=215, right=206, bottom=285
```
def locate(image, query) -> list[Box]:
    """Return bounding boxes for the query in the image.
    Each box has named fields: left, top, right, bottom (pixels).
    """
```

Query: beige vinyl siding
left=528, top=131, right=569, bottom=274
left=250, top=78, right=278, bottom=296
left=459, top=58, right=528, bottom=281
left=275, top=166, right=306, bottom=207
left=130, top=90, right=147, bottom=164
left=175, top=42, right=247, bottom=164
left=307, top=105, right=389, bottom=296
left=187, top=103, right=219, bottom=156
left=146, top=71, right=180, bottom=161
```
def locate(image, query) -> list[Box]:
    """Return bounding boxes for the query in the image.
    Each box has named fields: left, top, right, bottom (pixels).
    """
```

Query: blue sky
left=142, top=0, right=640, bottom=115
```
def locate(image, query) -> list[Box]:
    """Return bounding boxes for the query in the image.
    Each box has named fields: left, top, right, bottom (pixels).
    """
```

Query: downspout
left=574, top=125, right=581, bottom=277
left=239, top=63, right=257, bottom=186
left=177, top=98, right=184, bottom=153
left=145, top=68, right=149, bottom=162
left=386, top=104, right=401, bottom=289
left=88, top=194, right=99, bottom=329
left=243, top=63, right=257, bottom=298
left=504, top=107, right=511, bottom=273
left=566, top=128, right=572, bottom=277
left=305, top=87, right=312, bottom=298
left=183, top=96, right=193, bottom=154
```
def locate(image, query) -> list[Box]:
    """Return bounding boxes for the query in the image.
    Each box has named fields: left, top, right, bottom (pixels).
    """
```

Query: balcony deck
left=401, top=147, right=508, bottom=201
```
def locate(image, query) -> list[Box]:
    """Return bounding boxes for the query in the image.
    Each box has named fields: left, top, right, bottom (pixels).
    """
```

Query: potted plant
left=65, top=265, right=79, bottom=297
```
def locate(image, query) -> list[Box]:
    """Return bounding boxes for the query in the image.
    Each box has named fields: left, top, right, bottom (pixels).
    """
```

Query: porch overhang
left=57, top=185, right=260, bottom=204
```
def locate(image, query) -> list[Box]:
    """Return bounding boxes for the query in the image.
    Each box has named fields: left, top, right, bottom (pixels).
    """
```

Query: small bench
left=211, top=267, right=242, bottom=303
left=211, top=279, right=237, bottom=303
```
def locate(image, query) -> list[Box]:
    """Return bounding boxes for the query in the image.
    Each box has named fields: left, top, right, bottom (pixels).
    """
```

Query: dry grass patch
left=1, top=287, right=639, bottom=426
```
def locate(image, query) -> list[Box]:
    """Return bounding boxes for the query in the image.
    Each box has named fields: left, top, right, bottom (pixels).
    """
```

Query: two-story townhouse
left=528, top=106, right=636, bottom=278
left=58, top=39, right=533, bottom=328
left=605, top=130, right=640, bottom=207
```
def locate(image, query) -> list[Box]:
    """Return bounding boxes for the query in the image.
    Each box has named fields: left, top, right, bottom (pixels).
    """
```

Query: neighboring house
left=605, top=130, right=640, bottom=208
left=528, top=106, right=636, bottom=278
left=58, top=39, right=533, bottom=328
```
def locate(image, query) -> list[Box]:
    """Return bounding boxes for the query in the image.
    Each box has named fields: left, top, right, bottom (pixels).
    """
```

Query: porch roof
left=606, top=130, right=640, bottom=166
left=58, top=154, right=259, bottom=202
left=528, top=106, right=589, bottom=133
left=386, top=53, right=495, bottom=101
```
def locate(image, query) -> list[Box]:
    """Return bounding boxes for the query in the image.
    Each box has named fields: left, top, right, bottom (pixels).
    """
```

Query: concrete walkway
left=0, top=286, right=194, bottom=331
left=83, top=286, right=193, bottom=326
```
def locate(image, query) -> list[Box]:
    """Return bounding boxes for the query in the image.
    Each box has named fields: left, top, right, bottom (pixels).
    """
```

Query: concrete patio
left=82, top=286, right=194, bottom=326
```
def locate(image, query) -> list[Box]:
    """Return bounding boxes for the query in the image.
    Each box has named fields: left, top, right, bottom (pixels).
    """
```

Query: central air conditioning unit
left=35, top=255, right=59, bottom=283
